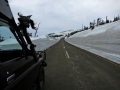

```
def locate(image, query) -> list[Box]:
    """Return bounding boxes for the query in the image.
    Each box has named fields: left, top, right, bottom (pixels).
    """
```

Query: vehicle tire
left=37, top=67, right=45, bottom=90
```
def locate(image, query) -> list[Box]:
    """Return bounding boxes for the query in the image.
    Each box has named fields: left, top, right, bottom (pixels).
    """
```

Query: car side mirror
left=37, top=51, right=46, bottom=60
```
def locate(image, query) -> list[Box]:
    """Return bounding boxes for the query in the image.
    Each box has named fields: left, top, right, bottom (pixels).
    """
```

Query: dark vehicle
left=0, top=0, right=47, bottom=90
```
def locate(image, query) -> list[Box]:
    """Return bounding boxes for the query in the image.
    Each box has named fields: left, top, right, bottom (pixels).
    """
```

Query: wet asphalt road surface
left=44, top=39, right=120, bottom=90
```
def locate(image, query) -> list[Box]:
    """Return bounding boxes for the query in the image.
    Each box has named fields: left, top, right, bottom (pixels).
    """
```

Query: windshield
left=0, top=26, right=22, bottom=50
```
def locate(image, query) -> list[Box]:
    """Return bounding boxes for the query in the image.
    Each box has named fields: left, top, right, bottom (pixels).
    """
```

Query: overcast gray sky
left=9, top=0, right=120, bottom=37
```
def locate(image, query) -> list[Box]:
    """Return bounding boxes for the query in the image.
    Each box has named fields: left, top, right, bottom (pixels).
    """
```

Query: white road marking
left=66, top=51, right=70, bottom=58
left=62, top=41, right=65, bottom=49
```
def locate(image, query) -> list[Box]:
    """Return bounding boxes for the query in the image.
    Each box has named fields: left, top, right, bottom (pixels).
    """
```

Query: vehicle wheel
left=37, top=67, right=45, bottom=90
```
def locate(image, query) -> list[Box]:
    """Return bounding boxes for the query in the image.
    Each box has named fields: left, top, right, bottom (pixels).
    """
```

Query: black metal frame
left=0, top=0, right=38, bottom=62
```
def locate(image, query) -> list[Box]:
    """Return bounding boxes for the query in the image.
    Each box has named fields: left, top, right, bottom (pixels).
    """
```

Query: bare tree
left=34, top=22, right=41, bottom=37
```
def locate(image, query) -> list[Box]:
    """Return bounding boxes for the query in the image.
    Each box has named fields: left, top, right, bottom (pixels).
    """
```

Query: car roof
left=0, top=0, right=16, bottom=27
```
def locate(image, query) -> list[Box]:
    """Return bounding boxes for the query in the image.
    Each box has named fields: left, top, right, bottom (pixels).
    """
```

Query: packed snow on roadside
left=32, top=38, right=59, bottom=51
left=0, top=36, right=59, bottom=51
left=0, top=38, right=18, bottom=45
left=65, top=20, right=120, bottom=64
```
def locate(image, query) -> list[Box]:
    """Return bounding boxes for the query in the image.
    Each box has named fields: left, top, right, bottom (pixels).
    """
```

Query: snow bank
left=0, top=36, right=45, bottom=45
left=0, top=38, right=18, bottom=45
left=30, top=37, right=41, bottom=40
left=0, top=36, right=59, bottom=51
left=65, top=20, right=120, bottom=64
left=32, top=38, right=59, bottom=51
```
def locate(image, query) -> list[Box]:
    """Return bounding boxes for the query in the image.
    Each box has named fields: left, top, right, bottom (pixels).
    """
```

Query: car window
left=0, top=26, right=22, bottom=51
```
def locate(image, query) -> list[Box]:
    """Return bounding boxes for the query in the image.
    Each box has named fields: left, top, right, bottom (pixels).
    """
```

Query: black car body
left=0, top=0, right=46, bottom=90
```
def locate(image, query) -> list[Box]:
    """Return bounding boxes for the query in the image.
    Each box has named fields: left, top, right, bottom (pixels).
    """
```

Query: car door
left=0, top=0, right=40, bottom=89
left=0, top=25, right=39, bottom=90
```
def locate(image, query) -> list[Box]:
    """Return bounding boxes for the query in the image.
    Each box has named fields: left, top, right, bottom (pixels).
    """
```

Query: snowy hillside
left=65, top=20, right=120, bottom=64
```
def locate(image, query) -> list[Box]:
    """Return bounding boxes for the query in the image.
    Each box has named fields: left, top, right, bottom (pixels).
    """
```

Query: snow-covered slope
left=0, top=38, right=18, bottom=45
left=0, top=37, right=59, bottom=51
left=65, top=20, right=120, bottom=64
left=32, top=38, right=59, bottom=51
